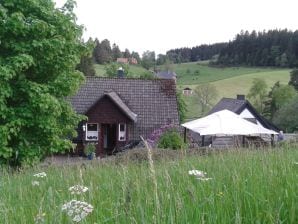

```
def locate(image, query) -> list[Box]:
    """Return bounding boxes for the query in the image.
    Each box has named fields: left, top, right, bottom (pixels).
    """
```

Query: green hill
left=175, top=63, right=291, bottom=120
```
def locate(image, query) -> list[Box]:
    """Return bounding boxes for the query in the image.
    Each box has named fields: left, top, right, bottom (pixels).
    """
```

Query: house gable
left=86, top=95, right=133, bottom=124
left=209, top=97, right=280, bottom=132
left=70, top=77, right=180, bottom=140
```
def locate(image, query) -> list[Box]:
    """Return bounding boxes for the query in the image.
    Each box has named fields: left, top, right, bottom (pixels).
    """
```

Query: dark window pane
left=120, top=124, right=125, bottom=131
left=87, top=123, right=98, bottom=131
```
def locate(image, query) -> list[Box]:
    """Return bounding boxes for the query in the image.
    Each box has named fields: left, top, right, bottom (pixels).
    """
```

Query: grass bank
left=1, top=147, right=297, bottom=223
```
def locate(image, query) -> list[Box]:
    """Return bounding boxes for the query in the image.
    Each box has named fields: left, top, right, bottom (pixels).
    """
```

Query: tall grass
left=0, top=147, right=297, bottom=223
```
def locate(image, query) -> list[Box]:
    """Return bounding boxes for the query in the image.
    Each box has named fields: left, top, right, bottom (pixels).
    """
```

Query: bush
left=84, top=144, right=96, bottom=156
left=157, top=130, right=185, bottom=150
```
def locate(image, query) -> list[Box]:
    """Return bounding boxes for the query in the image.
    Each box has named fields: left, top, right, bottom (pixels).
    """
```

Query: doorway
left=102, top=124, right=117, bottom=155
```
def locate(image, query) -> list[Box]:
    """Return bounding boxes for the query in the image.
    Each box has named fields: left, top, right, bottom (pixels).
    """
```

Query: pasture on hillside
left=177, top=63, right=290, bottom=120
left=173, top=62, right=288, bottom=85
left=1, top=147, right=297, bottom=223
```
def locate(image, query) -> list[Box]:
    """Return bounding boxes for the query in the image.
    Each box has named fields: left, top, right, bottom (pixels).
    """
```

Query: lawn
left=1, top=147, right=297, bottom=223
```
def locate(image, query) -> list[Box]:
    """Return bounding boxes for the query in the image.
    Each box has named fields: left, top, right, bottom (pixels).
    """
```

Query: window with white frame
left=118, top=123, right=126, bottom=141
left=86, top=123, right=98, bottom=141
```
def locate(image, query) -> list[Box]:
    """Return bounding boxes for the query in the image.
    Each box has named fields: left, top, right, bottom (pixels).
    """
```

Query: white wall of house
left=239, top=108, right=263, bottom=127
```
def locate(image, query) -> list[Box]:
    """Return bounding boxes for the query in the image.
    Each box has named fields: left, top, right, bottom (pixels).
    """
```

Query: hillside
left=175, top=63, right=290, bottom=120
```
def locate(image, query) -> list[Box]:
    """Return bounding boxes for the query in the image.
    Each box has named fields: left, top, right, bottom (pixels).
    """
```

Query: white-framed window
left=118, top=123, right=126, bottom=141
left=86, top=123, right=98, bottom=141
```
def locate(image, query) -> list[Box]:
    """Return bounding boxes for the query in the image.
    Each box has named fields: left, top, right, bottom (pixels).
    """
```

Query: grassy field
left=173, top=62, right=288, bottom=85
left=178, top=66, right=290, bottom=120
left=1, top=147, right=297, bottom=223
left=94, top=64, right=148, bottom=77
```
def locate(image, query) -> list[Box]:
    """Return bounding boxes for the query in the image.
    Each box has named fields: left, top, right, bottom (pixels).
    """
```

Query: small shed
left=183, top=87, right=193, bottom=96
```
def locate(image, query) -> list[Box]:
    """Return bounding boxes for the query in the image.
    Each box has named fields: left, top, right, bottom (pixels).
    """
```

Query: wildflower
left=62, top=200, right=93, bottom=222
left=33, top=172, right=47, bottom=178
left=188, top=170, right=212, bottom=181
left=32, top=181, right=40, bottom=186
left=217, top=191, right=224, bottom=197
left=188, top=170, right=206, bottom=178
left=34, top=212, right=46, bottom=224
left=69, top=185, right=89, bottom=195
left=197, top=177, right=212, bottom=181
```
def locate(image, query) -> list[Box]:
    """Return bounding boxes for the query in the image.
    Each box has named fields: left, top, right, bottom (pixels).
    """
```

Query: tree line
left=216, top=29, right=298, bottom=67
left=164, top=43, right=227, bottom=64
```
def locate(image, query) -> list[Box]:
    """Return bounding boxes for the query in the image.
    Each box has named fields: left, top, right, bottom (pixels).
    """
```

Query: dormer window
left=86, top=123, right=98, bottom=141
left=118, top=123, right=126, bottom=141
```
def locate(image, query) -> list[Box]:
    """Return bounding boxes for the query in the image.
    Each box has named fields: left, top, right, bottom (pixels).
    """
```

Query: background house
left=183, top=87, right=193, bottom=96
left=70, top=77, right=179, bottom=156
left=188, top=95, right=280, bottom=148
left=155, top=70, right=177, bottom=82
left=116, top=57, right=138, bottom=65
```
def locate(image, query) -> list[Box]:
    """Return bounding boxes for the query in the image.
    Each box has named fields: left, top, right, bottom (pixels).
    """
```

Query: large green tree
left=0, top=0, right=87, bottom=166
left=247, top=78, right=268, bottom=114
left=273, top=95, right=298, bottom=132
left=289, top=69, right=298, bottom=90
left=263, top=82, right=296, bottom=120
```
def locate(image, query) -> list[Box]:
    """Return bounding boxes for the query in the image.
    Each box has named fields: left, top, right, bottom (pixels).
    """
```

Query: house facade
left=70, top=77, right=179, bottom=156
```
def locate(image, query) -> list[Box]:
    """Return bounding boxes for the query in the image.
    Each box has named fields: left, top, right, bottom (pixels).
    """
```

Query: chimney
left=117, top=67, right=124, bottom=78
left=237, top=94, right=245, bottom=100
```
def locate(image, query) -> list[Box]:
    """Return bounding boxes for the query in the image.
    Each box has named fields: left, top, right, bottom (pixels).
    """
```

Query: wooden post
left=271, top=134, right=274, bottom=147
left=184, top=127, right=187, bottom=143
left=202, top=135, right=205, bottom=147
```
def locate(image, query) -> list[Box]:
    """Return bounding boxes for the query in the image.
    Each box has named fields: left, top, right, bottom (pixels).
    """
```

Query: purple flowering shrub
left=146, top=124, right=179, bottom=148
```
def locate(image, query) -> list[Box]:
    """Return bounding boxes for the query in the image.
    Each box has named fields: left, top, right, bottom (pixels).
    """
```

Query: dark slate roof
left=208, top=97, right=280, bottom=132
left=208, top=98, right=246, bottom=114
left=155, top=71, right=177, bottom=79
left=104, top=91, right=137, bottom=122
left=70, top=77, right=180, bottom=137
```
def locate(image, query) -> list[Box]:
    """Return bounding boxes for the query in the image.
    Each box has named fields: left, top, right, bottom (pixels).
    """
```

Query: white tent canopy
left=182, top=110, right=278, bottom=136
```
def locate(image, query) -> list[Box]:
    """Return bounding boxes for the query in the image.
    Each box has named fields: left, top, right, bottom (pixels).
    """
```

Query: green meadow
left=1, top=147, right=297, bottom=223
left=176, top=63, right=290, bottom=120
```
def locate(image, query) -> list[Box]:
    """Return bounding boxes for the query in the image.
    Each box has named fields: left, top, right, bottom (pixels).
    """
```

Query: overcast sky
left=54, top=0, right=297, bottom=55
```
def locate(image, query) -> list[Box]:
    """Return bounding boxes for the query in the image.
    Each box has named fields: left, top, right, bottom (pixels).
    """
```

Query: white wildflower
left=32, top=181, right=40, bottom=186
left=69, top=185, right=89, bottom=195
left=33, top=172, right=47, bottom=178
left=34, top=212, right=46, bottom=224
left=62, top=200, right=93, bottom=222
left=188, top=170, right=206, bottom=178
left=196, top=177, right=213, bottom=181
left=189, top=169, right=213, bottom=181
left=73, top=215, right=81, bottom=223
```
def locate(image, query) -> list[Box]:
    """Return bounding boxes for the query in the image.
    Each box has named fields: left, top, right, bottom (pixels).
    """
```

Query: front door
left=102, top=124, right=117, bottom=155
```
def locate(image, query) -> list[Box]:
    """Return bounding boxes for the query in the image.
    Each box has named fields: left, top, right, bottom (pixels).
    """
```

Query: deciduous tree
left=195, top=84, right=218, bottom=114
left=247, top=78, right=268, bottom=114
left=0, top=0, right=87, bottom=166
left=289, top=69, right=298, bottom=90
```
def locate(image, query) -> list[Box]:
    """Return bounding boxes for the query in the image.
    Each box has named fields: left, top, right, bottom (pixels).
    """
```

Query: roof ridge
left=85, top=76, right=174, bottom=82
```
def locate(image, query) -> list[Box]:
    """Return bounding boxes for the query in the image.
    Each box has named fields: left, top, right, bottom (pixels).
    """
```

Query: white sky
left=54, top=0, right=298, bottom=55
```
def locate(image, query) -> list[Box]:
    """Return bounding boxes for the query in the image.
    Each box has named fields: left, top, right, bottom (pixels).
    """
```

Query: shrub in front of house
left=157, top=130, right=185, bottom=150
